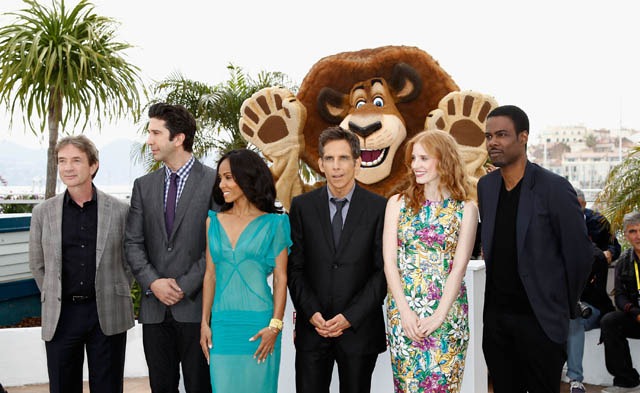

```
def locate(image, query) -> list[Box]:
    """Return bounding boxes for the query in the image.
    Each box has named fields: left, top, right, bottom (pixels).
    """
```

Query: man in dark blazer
left=288, top=126, right=387, bottom=393
left=29, top=135, right=133, bottom=393
left=125, top=103, right=216, bottom=393
left=478, top=105, right=592, bottom=393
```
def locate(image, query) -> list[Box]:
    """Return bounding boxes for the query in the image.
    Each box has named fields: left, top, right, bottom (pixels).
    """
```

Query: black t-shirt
left=486, top=179, right=533, bottom=314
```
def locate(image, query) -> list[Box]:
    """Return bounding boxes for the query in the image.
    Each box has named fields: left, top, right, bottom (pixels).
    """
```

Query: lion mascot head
left=240, top=45, right=497, bottom=208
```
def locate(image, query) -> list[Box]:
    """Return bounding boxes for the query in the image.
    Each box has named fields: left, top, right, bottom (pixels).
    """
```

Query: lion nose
left=348, top=121, right=382, bottom=138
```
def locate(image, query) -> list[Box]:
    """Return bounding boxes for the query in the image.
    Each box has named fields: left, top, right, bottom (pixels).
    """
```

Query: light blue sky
left=1, top=0, right=639, bottom=148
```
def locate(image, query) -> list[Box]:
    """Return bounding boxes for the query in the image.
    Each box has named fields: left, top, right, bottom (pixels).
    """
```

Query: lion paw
left=426, top=90, right=498, bottom=148
left=239, top=87, right=306, bottom=160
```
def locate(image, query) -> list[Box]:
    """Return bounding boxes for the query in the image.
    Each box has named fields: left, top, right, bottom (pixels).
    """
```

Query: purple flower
left=418, top=373, right=448, bottom=392
left=428, top=282, right=441, bottom=300
left=416, top=227, right=445, bottom=247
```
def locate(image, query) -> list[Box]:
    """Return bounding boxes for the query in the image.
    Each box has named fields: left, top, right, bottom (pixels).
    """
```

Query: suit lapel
left=149, top=169, right=167, bottom=240
left=170, top=160, right=202, bottom=239
left=49, top=194, right=64, bottom=274
left=95, top=189, right=111, bottom=269
left=313, top=187, right=335, bottom=253
left=482, top=172, right=501, bottom=263
left=516, top=162, right=535, bottom=261
left=336, top=185, right=365, bottom=254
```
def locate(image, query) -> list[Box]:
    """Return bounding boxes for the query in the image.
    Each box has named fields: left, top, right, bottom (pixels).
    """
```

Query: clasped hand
left=310, top=312, right=351, bottom=338
left=400, top=309, right=444, bottom=342
left=150, top=278, right=183, bottom=306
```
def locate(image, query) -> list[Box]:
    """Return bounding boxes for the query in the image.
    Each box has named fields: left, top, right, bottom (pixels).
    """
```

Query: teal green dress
left=207, top=211, right=291, bottom=393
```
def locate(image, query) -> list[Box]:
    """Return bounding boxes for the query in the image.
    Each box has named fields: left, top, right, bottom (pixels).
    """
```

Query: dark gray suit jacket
left=29, top=189, right=133, bottom=341
left=287, top=184, right=387, bottom=354
left=124, top=160, right=216, bottom=324
left=478, top=161, right=592, bottom=343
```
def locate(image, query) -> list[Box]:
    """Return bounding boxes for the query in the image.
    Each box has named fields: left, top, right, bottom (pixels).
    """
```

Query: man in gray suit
left=29, top=135, right=133, bottom=393
left=125, top=103, right=216, bottom=393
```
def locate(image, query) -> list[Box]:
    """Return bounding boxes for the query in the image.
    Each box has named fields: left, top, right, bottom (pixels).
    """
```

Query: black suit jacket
left=287, top=184, right=387, bottom=354
left=478, top=161, right=592, bottom=343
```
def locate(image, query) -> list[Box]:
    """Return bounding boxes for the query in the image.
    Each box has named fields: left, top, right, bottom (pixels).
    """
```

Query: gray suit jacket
left=124, top=160, right=216, bottom=324
left=29, top=189, right=134, bottom=341
left=478, top=161, right=592, bottom=343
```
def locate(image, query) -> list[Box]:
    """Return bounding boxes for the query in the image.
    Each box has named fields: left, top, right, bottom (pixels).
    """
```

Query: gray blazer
left=29, top=189, right=134, bottom=341
left=124, top=160, right=216, bottom=324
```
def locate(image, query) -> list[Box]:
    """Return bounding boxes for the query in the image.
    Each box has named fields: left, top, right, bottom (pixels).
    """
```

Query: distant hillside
left=0, top=139, right=145, bottom=187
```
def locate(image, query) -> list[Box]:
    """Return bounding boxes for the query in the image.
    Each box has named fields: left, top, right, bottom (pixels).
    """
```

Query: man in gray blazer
left=478, top=105, right=592, bottom=393
left=29, top=135, right=133, bottom=393
left=125, top=103, right=216, bottom=393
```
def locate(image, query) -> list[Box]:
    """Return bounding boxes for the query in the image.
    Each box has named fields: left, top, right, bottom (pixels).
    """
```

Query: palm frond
left=596, top=145, right=640, bottom=231
left=0, top=0, right=143, bottom=197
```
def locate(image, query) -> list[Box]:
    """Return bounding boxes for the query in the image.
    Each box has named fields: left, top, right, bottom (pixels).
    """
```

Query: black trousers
left=295, top=343, right=378, bottom=393
left=45, top=299, right=126, bottom=393
left=142, top=309, right=211, bottom=393
left=483, top=307, right=566, bottom=393
left=600, top=310, right=640, bottom=388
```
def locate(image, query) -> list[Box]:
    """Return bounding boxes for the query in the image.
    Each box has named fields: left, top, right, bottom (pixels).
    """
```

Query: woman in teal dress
left=200, top=149, right=291, bottom=393
left=382, top=130, right=478, bottom=393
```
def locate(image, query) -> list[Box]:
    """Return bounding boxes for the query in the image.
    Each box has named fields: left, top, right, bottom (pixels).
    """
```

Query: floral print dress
left=386, top=197, right=469, bottom=393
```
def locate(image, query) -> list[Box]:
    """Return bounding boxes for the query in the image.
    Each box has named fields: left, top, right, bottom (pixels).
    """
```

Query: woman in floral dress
left=383, top=129, right=478, bottom=393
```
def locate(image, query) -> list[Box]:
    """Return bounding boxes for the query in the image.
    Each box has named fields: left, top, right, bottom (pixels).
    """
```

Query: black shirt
left=61, top=187, right=98, bottom=298
left=486, top=179, right=533, bottom=314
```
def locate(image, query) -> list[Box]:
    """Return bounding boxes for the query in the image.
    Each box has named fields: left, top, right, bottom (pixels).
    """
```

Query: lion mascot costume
left=239, top=45, right=497, bottom=209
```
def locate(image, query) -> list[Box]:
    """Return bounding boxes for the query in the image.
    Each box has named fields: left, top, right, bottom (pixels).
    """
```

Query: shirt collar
left=327, top=183, right=356, bottom=202
left=64, top=184, right=97, bottom=206
left=164, top=155, right=195, bottom=179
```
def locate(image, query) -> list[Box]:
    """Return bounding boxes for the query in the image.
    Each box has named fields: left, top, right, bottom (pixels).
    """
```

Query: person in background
left=200, top=149, right=290, bottom=393
left=600, top=211, right=640, bottom=390
left=566, top=188, right=620, bottom=393
left=288, top=126, right=387, bottom=393
left=383, top=129, right=478, bottom=392
left=29, top=135, right=133, bottom=393
left=125, top=103, right=216, bottom=393
left=478, top=105, right=592, bottom=393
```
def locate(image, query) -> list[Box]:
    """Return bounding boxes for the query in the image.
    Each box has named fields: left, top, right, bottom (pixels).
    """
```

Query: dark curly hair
left=148, top=102, right=196, bottom=152
left=213, top=149, right=282, bottom=214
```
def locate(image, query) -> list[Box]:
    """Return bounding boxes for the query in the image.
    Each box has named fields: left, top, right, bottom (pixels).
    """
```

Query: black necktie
left=165, top=173, right=178, bottom=237
left=331, top=198, right=347, bottom=247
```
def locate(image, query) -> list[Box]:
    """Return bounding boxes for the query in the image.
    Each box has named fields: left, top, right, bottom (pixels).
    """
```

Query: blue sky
left=1, top=0, right=639, bottom=148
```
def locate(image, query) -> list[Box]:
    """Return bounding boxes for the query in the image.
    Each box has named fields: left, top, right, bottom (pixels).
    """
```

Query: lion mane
left=297, top=45, right=459, bottom=196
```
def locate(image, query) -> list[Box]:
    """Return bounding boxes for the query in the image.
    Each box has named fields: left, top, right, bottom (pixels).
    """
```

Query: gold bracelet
left=269, top=318, right=283, bottom=331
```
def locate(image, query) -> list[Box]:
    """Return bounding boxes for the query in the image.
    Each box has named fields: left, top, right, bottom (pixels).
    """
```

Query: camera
left=577, top=301, right=592, bottom=319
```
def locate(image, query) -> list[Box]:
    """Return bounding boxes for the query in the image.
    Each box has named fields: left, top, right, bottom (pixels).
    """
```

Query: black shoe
left=614, top=379, right=640, bottom=388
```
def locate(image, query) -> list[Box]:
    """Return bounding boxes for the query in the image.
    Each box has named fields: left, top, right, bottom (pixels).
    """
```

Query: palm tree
left=596, top=145, right=640, bottom=230
left=0, top=0, right=142, bottom=198
left=133, top=65, right=296, bottom=172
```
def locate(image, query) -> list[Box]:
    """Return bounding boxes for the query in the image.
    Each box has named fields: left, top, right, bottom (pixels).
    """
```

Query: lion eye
left=373, top=97, right=384, bottom=107
left=355, top=100, right=366, bottom=109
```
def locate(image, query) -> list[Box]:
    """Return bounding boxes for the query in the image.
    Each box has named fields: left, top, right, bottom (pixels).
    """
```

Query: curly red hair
left=400, top=129, right=475, bottom=214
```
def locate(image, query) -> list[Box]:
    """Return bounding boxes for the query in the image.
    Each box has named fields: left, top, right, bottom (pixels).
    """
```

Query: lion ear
left=390, top=63, right=422, bottom=103
left=317, top=87, right=350, bottom=123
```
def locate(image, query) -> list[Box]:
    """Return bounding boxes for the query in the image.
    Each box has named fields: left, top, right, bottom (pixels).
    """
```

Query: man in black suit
left=478, top=105, right=592, bottom=393
left=288, top=126, right=387, bottom=393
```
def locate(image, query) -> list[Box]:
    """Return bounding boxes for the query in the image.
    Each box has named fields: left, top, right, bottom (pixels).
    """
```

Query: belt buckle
left=72, top=295, right=88, bottom=302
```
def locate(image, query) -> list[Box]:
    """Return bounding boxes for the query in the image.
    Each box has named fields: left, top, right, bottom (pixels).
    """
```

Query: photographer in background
left=567, top=189, right=621, bottom=393
left=600, top=211, right=640, bottom=390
